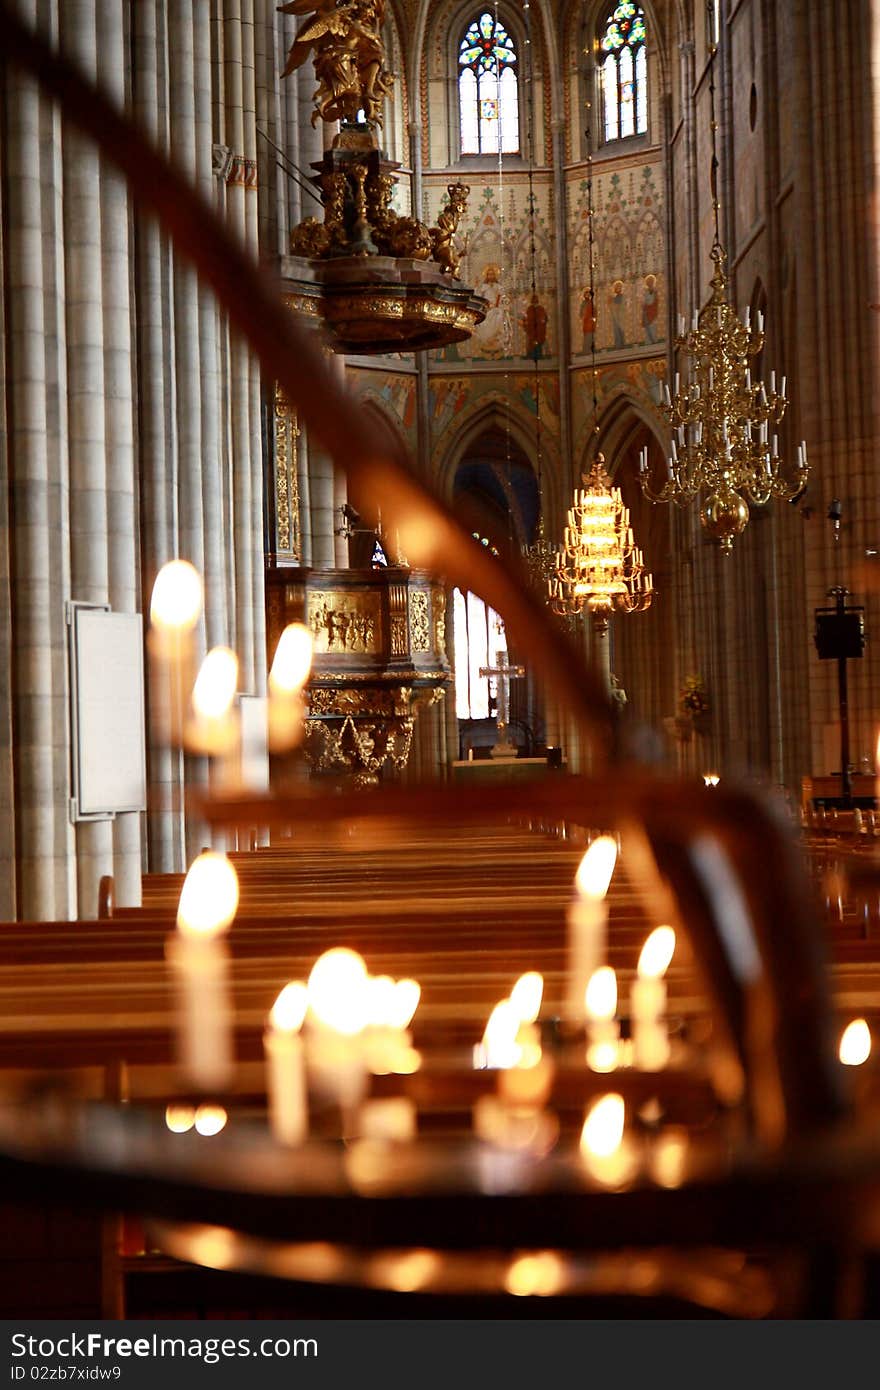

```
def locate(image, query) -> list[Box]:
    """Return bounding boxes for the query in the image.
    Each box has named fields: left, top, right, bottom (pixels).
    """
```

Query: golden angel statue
left=278, top=0, right=394, bottom=128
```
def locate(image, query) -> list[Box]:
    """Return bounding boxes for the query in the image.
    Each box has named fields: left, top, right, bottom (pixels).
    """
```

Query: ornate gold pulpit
left=266, top=565, right=450, bottom=784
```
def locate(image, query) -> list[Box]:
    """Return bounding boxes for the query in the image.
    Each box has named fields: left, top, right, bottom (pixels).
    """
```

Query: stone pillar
left=98, top=0, right=142, bottom=907
left=62, top=0, right=115, bottom=917
left=134, top=0, right=187, bottom=876
left=3, top=0, right=75, bottom=918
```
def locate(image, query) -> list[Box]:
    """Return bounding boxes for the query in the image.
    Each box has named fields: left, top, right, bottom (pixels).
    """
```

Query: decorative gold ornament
left=279, top=0, right=393, bottom=129
left=639, top=243, right=808, bottom=554
left=639, top=49, right=808, bottom=553
left=550, top=454, right=654, bottom=633
left=273, top=385, right=301, bottom=559
left=279, top=7, right=484, bottom=353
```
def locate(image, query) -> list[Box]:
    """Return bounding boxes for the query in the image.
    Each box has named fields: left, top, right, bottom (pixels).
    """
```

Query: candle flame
left=176, top=852, right=239, bottom=935
left=510, top=971, right=543, bottom=1024
left=269, top=623, right=313, bottom=694
left=481, top=999, right=522, bottom=1069
left=270, top=981, right=308, bottom=1033
left=165, top=1104, right=196, bottom=1133
left=703, top=771, right=720, bottom=787
left=364, top=974, right=397, bottom=1027
left=584, top=966, right=617, bottom=1020
left=307, top=947, right=369, bottom=1035
left=574, top=835, right=618, bottom=899
left=192, top=646, right=239, bottom=719
left=194, top=1103, right=228, bottom=1136
left=150, top=559, right=203, bottom=631
left=505, top=1251, right=565, bottom=1297
left=580, top=1092, right=625, bottom=1158
left=637, top=925, right=676, bottom=979
left=840, top=1017, right=871, bottom=1066
left=387, top=978, right=420, bottom=1030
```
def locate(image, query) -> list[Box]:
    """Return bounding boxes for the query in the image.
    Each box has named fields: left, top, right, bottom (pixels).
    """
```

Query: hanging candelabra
left=638, top=43, right=808, bottom=554
left=549, top=96, right=653, bottom=633
left=550, top=456, right=653, bottom=633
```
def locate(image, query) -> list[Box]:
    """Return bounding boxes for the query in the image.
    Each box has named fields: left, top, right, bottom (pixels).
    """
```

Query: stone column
left=61, top=0, right=115, bottom=916
left=3, top=0, right=75, bottom=918
left=134, top=0, right=188, bottom=875
left=98, top=0, right=142, bottom=907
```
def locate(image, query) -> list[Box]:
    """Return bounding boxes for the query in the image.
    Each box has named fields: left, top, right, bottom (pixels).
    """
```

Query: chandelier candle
left=564, top=837, right=618, bottom=1024
left=166, top=851, right=238, bottom=1091
left=264, top=982, right=309, bottom=1146
left=631, top=926, right=676, bottom=1071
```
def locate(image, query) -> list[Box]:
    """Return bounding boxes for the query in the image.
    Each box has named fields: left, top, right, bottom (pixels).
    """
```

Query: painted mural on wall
left=346, top=366, right=418, bottom=447
left=423, top=177, right=557, bottom=365
left=570, top=358, right=667, bottom=463
left=568, top=161, right=665, bottom=356
left=428, top=370, right=561, bottom=456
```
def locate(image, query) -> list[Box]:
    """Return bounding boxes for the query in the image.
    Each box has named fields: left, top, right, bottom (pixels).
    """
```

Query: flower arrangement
left=678, top=674, right=709, bottom=720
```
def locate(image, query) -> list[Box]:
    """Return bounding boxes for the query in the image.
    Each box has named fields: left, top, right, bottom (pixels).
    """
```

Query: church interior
left=1, top=0, right=880, bottom=1321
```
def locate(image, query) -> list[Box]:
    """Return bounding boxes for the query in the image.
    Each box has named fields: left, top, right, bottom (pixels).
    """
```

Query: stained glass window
left=459, top=12, right=519, bottom=155
left=599, top=2, right=647, bottom=144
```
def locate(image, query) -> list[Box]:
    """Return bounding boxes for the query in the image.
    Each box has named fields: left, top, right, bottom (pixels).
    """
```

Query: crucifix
left=479, top=649, right=526, bottom=758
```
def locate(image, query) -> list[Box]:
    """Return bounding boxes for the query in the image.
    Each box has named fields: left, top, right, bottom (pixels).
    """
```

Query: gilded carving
left=390, top=614, right=407, bottom=656
left=273, top=384, right=301, bottom=558
left=409, top=590, right=430, bottom=653
left=308, top=686, right=412, bottom=717
left=432, top=587, right=446, bottom=652
left=429, top=183, right=469, bottom=278
left=307, top=590, right=382, bottom=653
left=303, top=714, right=415, bottom=787
left=279, top=0, right=394, bottom=129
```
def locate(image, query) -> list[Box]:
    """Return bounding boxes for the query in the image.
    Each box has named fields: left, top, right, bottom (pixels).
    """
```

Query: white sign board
left=69, top=605, right=147, bottom=820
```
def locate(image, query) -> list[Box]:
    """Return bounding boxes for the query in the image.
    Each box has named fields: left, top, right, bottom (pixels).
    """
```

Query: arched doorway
left=450, top=427, right=543, bottom=759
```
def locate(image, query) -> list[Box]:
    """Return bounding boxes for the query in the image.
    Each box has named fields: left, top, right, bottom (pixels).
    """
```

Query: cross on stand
left=478, top=649, right=526, bottom=759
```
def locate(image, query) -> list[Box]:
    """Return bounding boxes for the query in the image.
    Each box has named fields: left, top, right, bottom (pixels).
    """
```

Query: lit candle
left=839, top=1018, right=871, bottom=1066
left=166, top=851, right=238, bottom=1091
left=363, top=975, right=421, bottom=1075
left=564, top=837, right=617, bottom=1026
left=631, top=925, right=676, bottom=1071
left=500, top=972, right=553, bottom=1105
left=148, top=560, right=203, bottom=744
left=264, top=981, right=309, bottom=1146
left=584, top=966, right=619, bottom=1073
left=268, top=622, right=313, bottom=752
left=580, top=1092, right=625, bottom=1159
left=306, top=948, right=370, bottom=1121
left=186, top=646, right=240, bottom=770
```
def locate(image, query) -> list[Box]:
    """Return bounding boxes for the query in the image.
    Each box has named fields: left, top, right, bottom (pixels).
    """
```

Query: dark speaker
left=814, top=609, right=865, bottom=660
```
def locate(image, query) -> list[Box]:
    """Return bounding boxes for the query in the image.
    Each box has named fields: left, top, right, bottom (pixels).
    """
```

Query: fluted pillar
left=62, top=0, right=115, bottom=916
left=98, top=0, right=142, bottom=906
left=3, top=0, right=75, bottom=918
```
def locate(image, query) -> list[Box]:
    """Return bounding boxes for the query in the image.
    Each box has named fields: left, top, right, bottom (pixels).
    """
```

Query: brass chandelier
left=549, top=456, right=653, bottom=632
left=549, top=97, right=652, bottom=632
left=638, top=43, right=808, bottom=553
